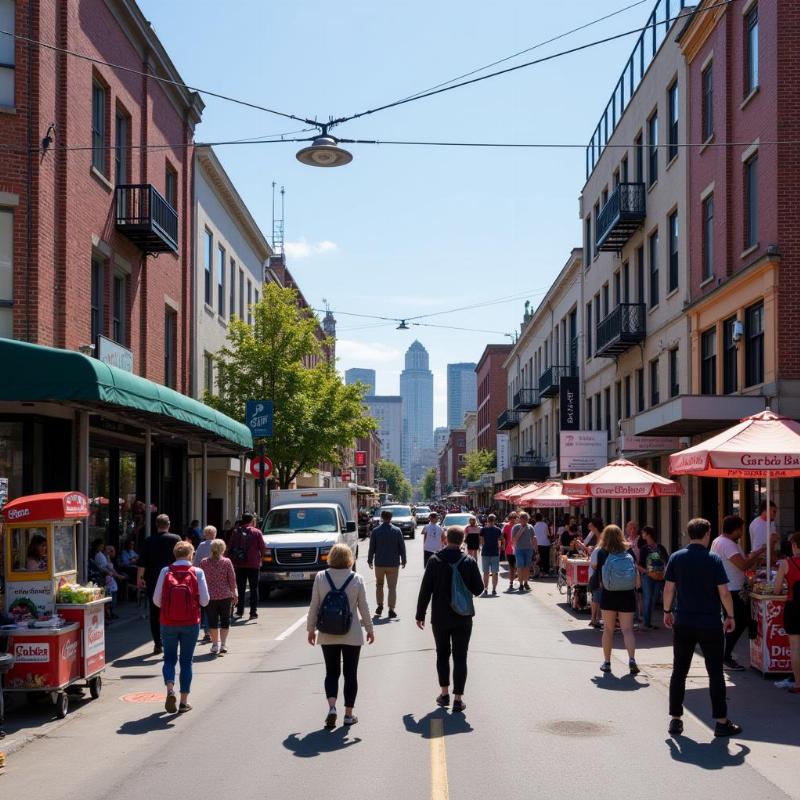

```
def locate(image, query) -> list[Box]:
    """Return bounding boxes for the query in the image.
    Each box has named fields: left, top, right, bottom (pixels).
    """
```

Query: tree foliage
left=421, top=467, right=437, bottom=501
left=459, top=449, right=497, bottom=482
left=375, top=459, right=412, bottom=503
left=205, top=282, right=375, bottom=489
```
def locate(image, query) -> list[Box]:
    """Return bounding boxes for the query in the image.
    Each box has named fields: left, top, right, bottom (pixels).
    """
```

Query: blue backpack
left=448, top=555, right=475, bottom=616
left=316, top=572, right=355, bottom=635
left=602, top=551, right=637, bottom=592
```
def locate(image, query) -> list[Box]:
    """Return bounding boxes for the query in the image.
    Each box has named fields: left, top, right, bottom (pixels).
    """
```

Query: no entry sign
left=250, top=456, right=273, bottom=480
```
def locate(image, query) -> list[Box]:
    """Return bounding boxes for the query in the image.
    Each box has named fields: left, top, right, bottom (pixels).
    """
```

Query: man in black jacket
left=416, top=525, right=484, bottom=712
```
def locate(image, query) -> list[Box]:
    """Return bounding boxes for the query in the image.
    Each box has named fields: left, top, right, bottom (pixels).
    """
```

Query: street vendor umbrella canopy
left=494, top=484, right=522, bottom=501
left=504, top=483, right=541, bottom=503
left=562, top=459, right=682, bottom=499
left=518, top=480, right=589, bottom=507
left=447, top=491, right=468, bottom=499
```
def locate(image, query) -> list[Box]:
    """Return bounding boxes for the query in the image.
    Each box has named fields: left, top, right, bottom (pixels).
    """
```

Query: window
left=114, top=112, right=129, bottom=185
left=595, top=393, right=602, bottom=431
left=636, top=246, right=645, bottom=304
left=585, top=302, right=592, bottom=359
left=584, top=216, right=592, bottom=266
left=647, top=112, right=658, bottom=186
left=593, top=295, right=600, bottom=347
left=217, top=245, right=225, bottom=316
left=634, top=131, right=643, bottom=183
left=622, top=262, right=630, bottom=303
left=604, top=387, right=611, bottom=439
left=701, top=328, right=717, bottom=394
left=624, top=375, right=631, bottom=418
left=669, top=348, right=679, bottom=397
left=745, top=5, right=759, bottom=96
left=239, top=269, right=244, bottom=318
left=91, top=258, right=104, bottom=342
left=112, top=273, right=127, bottom=344
left=612, top=169, right=620, bottom=189
left=91, top=81, right=107, bottom=174
left=165, top=163, right=177, bottom=208
left=668, top=82, right=679, bottom=162
left=621, top=155, right=628, bottom=183
left=636, top=368, right=645, bottom=412
left=723, top=316, right=738, bottom=394
left=229, top=260, right=236, bottom=318
left=203, top=229, right=213, bottom=306
left=702, top=194, right=714, bottom=281
left=586, top=396, right=593, bottom=430
left=0, top=208, right=12, bottom=338
left=744, top=154, right=758, bottom=250
left=702, top=63, right=713, bottom=141
left=247, top=282, right=252, bottom=325
left=164, top=308, right=177, bottom=389
left=203, top=352, right=213, bottom=395
left=593, top=202, right=599, bottom=259
left=615, top=381, right=622, bottom=426
left=745, top=301, right=764, bottom=386
left=601, top=187, right=608, bottom=208
left=649, top=359, right=660, bottom=406
left=613, top=271, right=620, bottom=306
left=602, top=283, right=609, bottom=318
left=254, top=288, right=259, bottom=307
left=648, top=230, right=659, bottom=308
left=668, top=211, right=679, bottom=293
left=0, top=0, right=15, bottom=107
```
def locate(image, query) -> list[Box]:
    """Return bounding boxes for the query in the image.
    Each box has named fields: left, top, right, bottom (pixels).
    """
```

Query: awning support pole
left=766, top=473, right=772, bottom=578
left=238, top=455, right=246, bottom=519
left=77, top=410, right=89, bottom=582
left=201, top=441, right=208, bottom=528
left=145, top=429, right=152, bottom=539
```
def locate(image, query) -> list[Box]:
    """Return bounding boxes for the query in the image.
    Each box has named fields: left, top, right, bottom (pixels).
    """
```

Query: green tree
left=206, top=282, right=375, bottom=488
left=459, top=449, right=496, bottom=482
left=421, top=467, right=437, bottom=501
left=375, top=459, right=412, bottom=503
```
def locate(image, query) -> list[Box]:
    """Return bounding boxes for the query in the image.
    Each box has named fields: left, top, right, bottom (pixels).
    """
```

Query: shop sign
left=559, top=376, right=580, bottom=431
left=623, top=435, right=681, bottom=452
left=751, top=598, right=791, bottom=674
left=246, top=400, right=274, bottom=438
left=560, top=431, right=607, bottom=473
left=97, top=334, right=133, bottom=373
left=496, top=433, right=510, bottom=470
left=14, top=642, right=50, bottom=663
left=6, top=580, right=56, bottom=619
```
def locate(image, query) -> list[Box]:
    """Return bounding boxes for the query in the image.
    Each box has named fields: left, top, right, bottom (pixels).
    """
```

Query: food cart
left=1, top=491, right=108, bottom=718
left=750, top=585, right=791, bottom=676
left=558, top=556, right=590, bottom=612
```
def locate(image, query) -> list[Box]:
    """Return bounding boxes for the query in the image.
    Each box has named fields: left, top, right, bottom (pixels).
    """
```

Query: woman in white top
left=307, top=544, right=374, bottom=729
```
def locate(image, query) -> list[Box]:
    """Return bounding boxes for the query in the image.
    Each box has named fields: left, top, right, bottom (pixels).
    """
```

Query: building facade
left=438, top=428, right=466, bottom=495
left=464, top=411, right=478, bottom=455
left=345, top=368, right=376, bottom=395
left=399, top=340, right=433, bottom=477
left=476, top=343, right=512, bottom=453
left=447, top=362, right=477, bottom=430
left=354, top=429, right=382, bottom=488
left=364, top=396, right=403, bottom=468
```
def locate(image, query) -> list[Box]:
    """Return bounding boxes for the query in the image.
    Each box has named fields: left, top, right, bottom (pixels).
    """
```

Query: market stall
left=559, top=556, right=591, bottom=612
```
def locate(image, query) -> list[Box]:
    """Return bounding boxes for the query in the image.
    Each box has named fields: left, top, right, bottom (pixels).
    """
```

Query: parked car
left=442, top=513, right=472, bottom=529
left=371, top=504, right=417, bottom=538
left=414, top=505, right=432, bottom=524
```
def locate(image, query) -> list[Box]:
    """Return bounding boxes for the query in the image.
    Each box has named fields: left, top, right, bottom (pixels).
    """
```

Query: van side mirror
left=346, top=521, right=357, bottom=533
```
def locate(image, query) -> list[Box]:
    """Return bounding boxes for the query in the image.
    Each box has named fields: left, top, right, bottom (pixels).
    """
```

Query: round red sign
left=250, top=456, right=273, bottom=479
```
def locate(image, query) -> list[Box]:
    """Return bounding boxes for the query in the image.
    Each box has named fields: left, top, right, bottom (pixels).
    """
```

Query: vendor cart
left=558, top=556, right=590, bottom=612
left=1, top=491, right=108, bottom=718
left=750, top=591, right=792, bottom=677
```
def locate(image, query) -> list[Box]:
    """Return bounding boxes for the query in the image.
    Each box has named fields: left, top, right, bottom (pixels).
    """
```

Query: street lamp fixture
left=296, top=125, right=353, bottom=168
left=397, top=320, right=410, bottom=330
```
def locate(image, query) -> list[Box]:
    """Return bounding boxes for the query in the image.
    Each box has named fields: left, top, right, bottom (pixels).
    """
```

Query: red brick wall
left=476, top=344, right=511, bottom=451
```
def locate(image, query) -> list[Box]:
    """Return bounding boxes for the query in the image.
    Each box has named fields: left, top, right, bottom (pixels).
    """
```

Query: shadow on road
left=402, top=708, right=474, bottom=739
left=666, top=736, right=750, bottom=769
left=561, top=627, right=668, bottom=650
left=117, top=712, right=177, bottom=735
left=591, top=673, right=649, bottom=691
left=283, top=727, right=362, bottom=757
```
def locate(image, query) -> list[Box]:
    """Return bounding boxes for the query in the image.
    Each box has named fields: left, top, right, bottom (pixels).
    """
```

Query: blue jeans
left=642, top=575, right=661, bottom=627
left=161, top=624, right=200, bottom=694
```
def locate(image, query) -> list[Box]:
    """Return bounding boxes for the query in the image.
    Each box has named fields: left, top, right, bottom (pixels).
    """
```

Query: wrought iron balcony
left=538, top=365, right=578, bottom=397
left=595, top=303, right=646, bottom=357
left=513, top=455, right=548, bottom=468
left=115, top=184, right=178, bottom=254
left=497, top=409, right=520, bottom=430
left=513, top=387, right=540, bottom=411
left=595, top=182, right=646, bottom=253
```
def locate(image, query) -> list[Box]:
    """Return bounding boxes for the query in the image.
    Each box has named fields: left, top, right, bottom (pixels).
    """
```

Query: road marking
left=430, top=717, right=449, bottom=800
left=275, top=614, right=308, bottom=641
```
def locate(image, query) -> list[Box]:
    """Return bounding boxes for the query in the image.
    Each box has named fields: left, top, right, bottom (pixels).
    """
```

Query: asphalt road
left=1, top=530, right=797, bottom=799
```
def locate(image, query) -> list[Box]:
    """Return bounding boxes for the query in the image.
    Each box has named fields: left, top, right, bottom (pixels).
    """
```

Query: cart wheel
left=56, top=692, right=69, bottom=719
left=89, top=676, right=102, bottom=699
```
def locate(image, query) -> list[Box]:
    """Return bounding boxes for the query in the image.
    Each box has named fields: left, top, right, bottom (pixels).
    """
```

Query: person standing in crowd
left=307, top=543, right=374, bottom=728
left=625, top=520, right=644, bottom=624
left=367, top=509, right=406, bottom=618
left=582, top=515, right=602, bottom=550
left=479, top=514, right=503, bottom=596
left=422, top=511, right=446, bottom=567
left=201, top=538, right=238, bottom=655
left=137, top=514, right=181, bottom=655
left=749, top=500, right=778, bottom=561
left=92, top=539, right=124, bottom=621
left=502, top=511, right=519, bottom=592
left=153, top=540, right=210, bottom=714
left=595, top=525, right=639, bottom=675
left=772, top=531, right=800, bottom=693
left=663, top=518, right=741, bottom=737
left=194, top=525, right=219, bottom=644
left=416, top=526, right=485, bottom=712
left=119, top=537, right=140, bottom=584
left=512, top=512, right=535, bottom=592
left=227, top=513, right=266, bottom=621
left=221, top=519, right=235, bottom=544
left=464, top=516, right=482, bottom=560
left=639, top=526, right=668, bottom=630
left=532, top=513, right=552, bottom=578
left=710, top=515, right=765, bottom=670
left=184, top=520, right=202, bottom=548
left=584, top=517, right=604, bottom=629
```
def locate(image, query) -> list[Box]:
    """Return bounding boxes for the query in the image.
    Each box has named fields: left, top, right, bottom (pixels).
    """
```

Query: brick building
left=475, top=343, right=512, bottom=453
left=438, top=428, right=466, bottom=495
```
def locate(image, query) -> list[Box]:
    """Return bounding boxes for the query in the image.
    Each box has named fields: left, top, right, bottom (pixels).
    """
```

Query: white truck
left=259, top=487, right=360, bottom=593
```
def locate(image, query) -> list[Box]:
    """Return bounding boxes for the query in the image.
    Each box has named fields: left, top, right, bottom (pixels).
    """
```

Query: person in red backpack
left=153, top=541, right=210, bottom=714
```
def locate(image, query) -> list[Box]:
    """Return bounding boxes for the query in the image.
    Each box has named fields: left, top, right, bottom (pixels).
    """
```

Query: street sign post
left=245, top=400, right=273, bottom=523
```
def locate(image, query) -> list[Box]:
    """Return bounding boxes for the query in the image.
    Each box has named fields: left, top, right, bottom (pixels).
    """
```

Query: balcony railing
left=497, top=409, right=521, bottom=430
left=539, top=365, right=578, bottom=397
left=595, top=303, right=646, bottom=357
left=513, top=455, right=548, bottom=468
left=513, top=387, right=540, bottom=411
left=115, top=184, right=179, bottom=254
left=595, top=183, right=646, bottom=252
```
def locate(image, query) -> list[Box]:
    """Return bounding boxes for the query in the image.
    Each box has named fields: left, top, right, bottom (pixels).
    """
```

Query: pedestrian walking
left=532, top=513, right=552, bottom=578
left=502, top=511, right=518, bottom=591
left=772, top=531, right=800, bottom=693
left=595, top=524, right=640, bottom=675
left=200, top=538, right=238, bottom=656
left=663, top=518, right=742, bottom=737
left=307, top=543, right=374, bottom=728
left=227, top=513, right=266, bottom=621
left=512, top=512, right=535, bottom=592
left=479, top=514, right=503, bottom=596
left=137, top=514, right=181, bottom=655
left=464, top=517, right=481, bottom=559
left=710, top=515, right=765, bottom=670
left=367, top=509, right=406, bottom=618
left=153, top=540, right=210, bottom=714
left=416, top=526, right=485, bottom=712
left=194, top=525, right=217, bottom=643
left=422, top=512, right=446, bottom=567
left=638, top=526, right=668, bottom=630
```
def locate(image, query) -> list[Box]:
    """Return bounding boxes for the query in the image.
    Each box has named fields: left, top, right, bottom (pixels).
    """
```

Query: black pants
left=235, top=567, right=260, bottom=615
left=669, top=625, right=727, bottom=720
left=432, top=623, right=473, bottom=695
left=538, top=545, right=551, bottom=575
left=147, top=591, right=161, bottom=646
left=321, top=644, right=361, bottom=707
left=424, top=550, right=436, bottom=567
left=206, top=598, right=233, bottom=630
left=724, top=590, right=750, bottom=661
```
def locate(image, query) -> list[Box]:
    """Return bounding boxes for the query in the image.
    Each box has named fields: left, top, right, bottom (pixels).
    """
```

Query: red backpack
left=160, top=565, right=200, bottom=626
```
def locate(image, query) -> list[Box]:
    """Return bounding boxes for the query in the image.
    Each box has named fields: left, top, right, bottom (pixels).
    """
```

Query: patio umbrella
left=517, top=480, right=589, bottom=508
left=494, top=484, right=521, bottom=501
left=447, top=491, right=468, bottom=499
left=505, top=483, right=541, bottom=504
left=669, top=408, right=800, bottom=576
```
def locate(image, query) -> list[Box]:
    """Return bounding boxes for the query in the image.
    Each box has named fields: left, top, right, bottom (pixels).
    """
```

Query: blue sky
left=141, top=0, right=654, bottom=426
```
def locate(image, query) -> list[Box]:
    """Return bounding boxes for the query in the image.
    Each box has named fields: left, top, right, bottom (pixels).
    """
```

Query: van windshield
left=264, top=507, right=338, bottom=534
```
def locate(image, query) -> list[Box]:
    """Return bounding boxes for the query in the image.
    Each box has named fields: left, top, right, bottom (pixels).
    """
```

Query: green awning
left=0, top=338, right=252, bottom=450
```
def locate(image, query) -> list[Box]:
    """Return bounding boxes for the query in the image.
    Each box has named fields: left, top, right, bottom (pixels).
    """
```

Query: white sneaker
left=774, top=678, right=796, bottom=689
left=210, top=643, right=219, bottom=655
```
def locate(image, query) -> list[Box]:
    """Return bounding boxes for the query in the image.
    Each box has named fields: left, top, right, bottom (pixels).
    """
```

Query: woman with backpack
left=153, top=541, right=210, bottom=714
left=772, top=531, right=800, bottom=693
left=306, top=543, right=374, bottom=729
left=595, top=524, right=640, bottom=675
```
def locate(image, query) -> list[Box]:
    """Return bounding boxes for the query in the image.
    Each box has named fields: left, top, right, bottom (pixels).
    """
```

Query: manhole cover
left=541, top=719, right=611, bottom=737
left=120, top=692, right=165, bottom=704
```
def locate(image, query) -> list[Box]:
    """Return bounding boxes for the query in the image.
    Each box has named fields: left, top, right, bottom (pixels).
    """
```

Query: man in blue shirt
left=663, top=518, right=740, bottom=738
left=479, top=514, right=504, bottom=596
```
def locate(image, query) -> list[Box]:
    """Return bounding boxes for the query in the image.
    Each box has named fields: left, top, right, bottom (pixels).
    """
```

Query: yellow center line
left=430, top=717, right=450, bottom=800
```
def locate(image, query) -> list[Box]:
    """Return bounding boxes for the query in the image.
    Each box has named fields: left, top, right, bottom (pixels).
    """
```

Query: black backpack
left=316, top=572, right=355, bottom=635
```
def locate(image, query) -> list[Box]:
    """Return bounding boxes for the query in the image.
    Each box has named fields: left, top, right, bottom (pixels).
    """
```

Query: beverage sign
left=97, top=334, right=134, bottom=373
left=560, top=431, right=607, bottom=473
left=623, top=435, right=681, bottom=452
left=750, top=597, right=791, bottom=674
left=559, top=376, right=580, bottom=431
left=354, top=451, right=367, bottom=467
left=246, top=400, right=274, bottom=438
left=14, top=641, right=50, bottom=663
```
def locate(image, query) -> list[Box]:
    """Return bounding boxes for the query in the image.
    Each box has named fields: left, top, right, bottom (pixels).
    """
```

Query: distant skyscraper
left=345, top=368, right=376, bottom=395
left=447, top=362, right=478, bottom=429
left=434, top=427, right=449, bottom=453
left=322, top=306, right=336, bottom=362
left=364, top=396, right=403, bottom=467
left=400, top=341, right=434, bottom=477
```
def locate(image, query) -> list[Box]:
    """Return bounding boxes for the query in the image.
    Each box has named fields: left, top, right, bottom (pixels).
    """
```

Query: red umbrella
left=506, top=483, right=541, bottom=504
left=517, top=480, right=589, bottom=508
left=562, top=459, right=682, bottom=498
left=494, top=484, right=522, bottom=501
